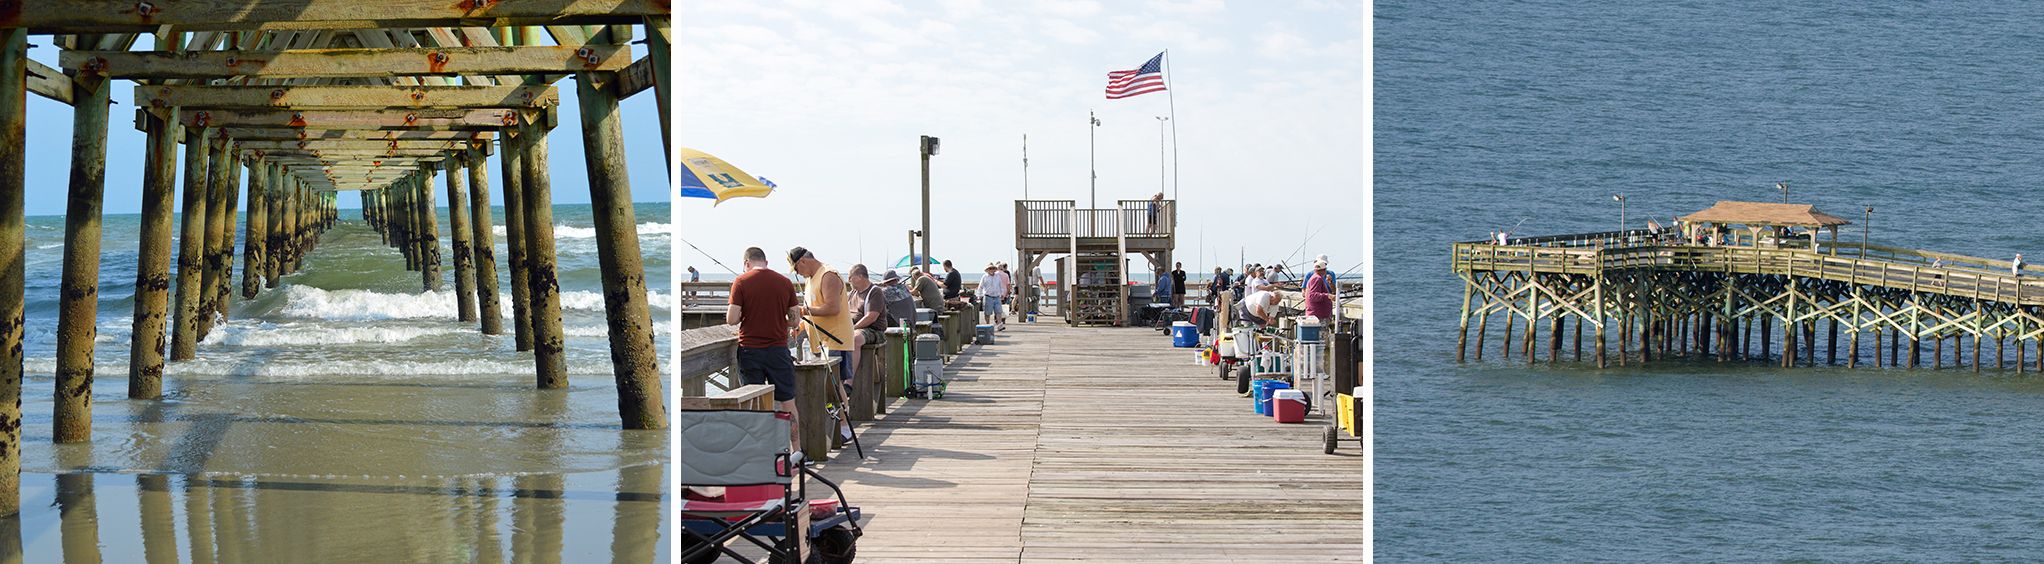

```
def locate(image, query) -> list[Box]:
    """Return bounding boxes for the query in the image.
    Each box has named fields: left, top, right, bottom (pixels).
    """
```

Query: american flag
left=1105, top=52, right=1167, bottom=99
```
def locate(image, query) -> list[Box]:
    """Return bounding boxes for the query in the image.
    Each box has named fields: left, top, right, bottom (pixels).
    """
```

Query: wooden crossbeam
left=222, top=128, right=493, bottom=140
left=26, top=58, right=70, bottom=104
left=66, top=46, right=629, bottom=79
left=6, top=1, right=669, bottom=33
left=236, top=139, right=478, bottom=151
left=614, top=55, right=655, bottom=99
left=137, top=84, right=557, bottom=109
left=183, top=108, right=524, bottom=130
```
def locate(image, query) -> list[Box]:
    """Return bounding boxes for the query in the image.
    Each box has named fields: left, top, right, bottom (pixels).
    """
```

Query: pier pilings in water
left=0, top=5, right=675, bottom=516
left=1454, top=233, right=2044, bottom=371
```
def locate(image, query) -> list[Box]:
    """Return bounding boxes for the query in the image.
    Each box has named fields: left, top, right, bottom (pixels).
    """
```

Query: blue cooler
left=1259, top=382, right=1292, bottom=416
left=1296, top=318, right=1324, bottom=343
left=975, top=324, right=996, bottom=344
left=1171, top=322, right=1198, bottom=347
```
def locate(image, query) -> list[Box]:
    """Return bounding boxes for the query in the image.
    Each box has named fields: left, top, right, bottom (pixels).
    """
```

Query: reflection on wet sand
left=0, top=372, right=669, bottom=562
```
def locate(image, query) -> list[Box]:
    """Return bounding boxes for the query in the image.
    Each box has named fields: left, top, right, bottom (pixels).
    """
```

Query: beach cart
left=1323, top=387, right=1363, bottom=454
left=681, top=410, right=864, bottom=563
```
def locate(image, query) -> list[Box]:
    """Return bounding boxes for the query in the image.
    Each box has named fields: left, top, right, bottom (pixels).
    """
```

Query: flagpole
left=1164, top=49, right=1179, bottom=202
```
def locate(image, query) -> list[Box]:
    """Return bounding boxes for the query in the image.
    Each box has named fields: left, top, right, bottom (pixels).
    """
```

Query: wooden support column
left=576, top=68, right=665, bottom=428
left=53, top=58, right=113, bottom=445
left=467, top=148, right=504, bottom=335
left=1456, top=280, right=1472, bottom=362
left=645, top=17, right=673, bottom=167
left=419, top=167, right=443, bottom=292
left=447, top=159, right=478, bottom=322
left=214, top=151, right=242, bottom=321
left=240, top=158, right=266, bottom=299
left=196, top=135, right=232, bottom=339
left=129, top=111, right=178, bottom=399
left=523, top=123, right=568, bottom=388
left=264, top=164, right=285, bottom=287
left=169, top=125, right=211, bottom=361
left=0, top=28, right=26, bottom=517
left=501, top=132, right=535, bottom=351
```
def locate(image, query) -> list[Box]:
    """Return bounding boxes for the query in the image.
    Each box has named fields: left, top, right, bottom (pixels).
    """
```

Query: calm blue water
left=1377, top=2, right=2044, bottom=560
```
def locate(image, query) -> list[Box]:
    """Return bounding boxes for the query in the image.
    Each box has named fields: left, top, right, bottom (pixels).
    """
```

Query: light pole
left=1154, top=116, right=1169, bottom=197
left=1777, top=181, right=1789, bottom=203
left=921, top=135, right=940, bottom=275
left=1862, top=206, right=1872, bottom=255
left=1089, top=110, right=1101, bottom=209
left=1613, top=194, right=1626, bottom=232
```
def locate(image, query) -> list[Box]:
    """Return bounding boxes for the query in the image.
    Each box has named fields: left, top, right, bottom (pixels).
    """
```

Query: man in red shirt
left=725, top=247, right=803, bottom=437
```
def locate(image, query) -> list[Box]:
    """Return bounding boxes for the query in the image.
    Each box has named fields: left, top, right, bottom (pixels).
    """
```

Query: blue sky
left=679, top=0, right=1364, bottom=277
left=21, top=36, right=669, bottom=217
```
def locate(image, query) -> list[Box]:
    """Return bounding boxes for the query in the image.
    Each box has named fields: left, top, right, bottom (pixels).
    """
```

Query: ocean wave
left=492, top=222, right=669, bottom=239
left=161, top=358, right=620, bottom=378
left=201, top=322, right=469, bottom=346
left=275, top=286, right=671, bottom=321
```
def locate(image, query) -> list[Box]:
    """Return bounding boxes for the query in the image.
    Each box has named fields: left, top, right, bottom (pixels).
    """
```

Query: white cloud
left=1041, top=19, right=1101, bottom=44
left=1034, top=0, right=1103, bottom=18
left=1257, top=27, right=1311, bottom=58
left=1146, top=0, right=1226, bottom=14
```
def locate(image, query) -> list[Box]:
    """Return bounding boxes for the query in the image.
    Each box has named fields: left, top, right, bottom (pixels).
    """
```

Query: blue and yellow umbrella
left=680, top=148, right=777, bottom=204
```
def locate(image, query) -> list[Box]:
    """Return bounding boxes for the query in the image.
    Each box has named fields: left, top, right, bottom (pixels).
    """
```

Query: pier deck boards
left=811, top=323, right=1364, bottom=562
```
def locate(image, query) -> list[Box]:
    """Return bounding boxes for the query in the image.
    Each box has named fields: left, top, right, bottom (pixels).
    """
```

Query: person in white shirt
left=1238, top=289, right=1281, bottom=327
left=977, top=263, right=1010, bottom=330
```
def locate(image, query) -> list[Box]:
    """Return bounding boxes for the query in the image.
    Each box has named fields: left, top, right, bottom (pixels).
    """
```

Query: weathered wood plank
left=66, top=46, right=630, bottom=79
left=236, top=139, right=476, bottom=151
left=182, top=108, right=523, bottom=130
left=6, top=1, right=670, bottom=33
left=222, top=128, right=492, bottom=140
left=25, top=58, right=70, bottom=105
left=137, top=84, right=556, bottom=109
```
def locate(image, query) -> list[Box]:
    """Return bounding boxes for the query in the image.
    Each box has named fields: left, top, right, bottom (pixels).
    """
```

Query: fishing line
left=677, top=235, right=740, bottom=275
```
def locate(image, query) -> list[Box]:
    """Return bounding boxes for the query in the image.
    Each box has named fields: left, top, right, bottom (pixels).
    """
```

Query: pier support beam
left=129, top=112, right=178, bottom=399
left=240, top=159, right=267, bottom=299
left=0, top=28, right=26, bottom=517
left=264, top=165, right=285, bottom=287
left=418, top=166, right=442, bottom=292
left=576, top=67, right=667, bottom=429
left=54, top=59, right=113, bottom=444
left=502, top=133, right=534, bottom=351
left=196, top=135, right=232, bottom=339
left=466, top=148, right=504, bottom=335
left=169, top=125, right=212, bottom=362
left=522, top=123, right=568, bottom=389
left=213, top=151, right=241, bottom=323
left=447, top=159, right=478, bottom=322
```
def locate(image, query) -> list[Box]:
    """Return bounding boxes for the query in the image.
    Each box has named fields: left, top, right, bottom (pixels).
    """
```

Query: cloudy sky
left=680, top=0, right=1364, bottom=279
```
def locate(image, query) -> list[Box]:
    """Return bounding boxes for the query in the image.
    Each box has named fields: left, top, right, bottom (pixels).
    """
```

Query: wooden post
left=240, top=158, right=266, bottom=299
left=522, top=123, right=567, bottom=388
left=212, top=149, right=241, bottom=322
left=575, top=70, right=665, bottom=428
left=446, top=159, right=477, bottom=322
left=1456, top=281, right=1472, bottom=362
left=466, top=148, right=504, bottom=335
left=53, top=58, right=113, bottom=445
left=419, top=167, right=442, bottom=292
left=264, top=164, right=285, bottom=287
left=501, top=132, right=534, bottom=351
left=169, top=125, right=211, bottom=361
left=853, top=341, right=879, bottom=422
left=795, top=358, right=835, bottom=462
left=0, top=28, right=26, bottom=517
left=196, top=134, right=231, bottom=339
left=129, top=111, right=177, bottom=399
left=1473, top=309, right=1487, bottom=362
left=883, top=330, right=906, bottom=400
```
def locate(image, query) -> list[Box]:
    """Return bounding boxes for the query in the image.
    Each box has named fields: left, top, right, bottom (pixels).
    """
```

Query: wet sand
left=3, top=371, right=668, bottom=562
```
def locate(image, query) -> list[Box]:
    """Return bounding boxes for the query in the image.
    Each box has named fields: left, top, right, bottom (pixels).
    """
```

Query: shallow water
left=1378, top=1, right=2044, bottom=560
left=7, top=203, right=672, bottom=562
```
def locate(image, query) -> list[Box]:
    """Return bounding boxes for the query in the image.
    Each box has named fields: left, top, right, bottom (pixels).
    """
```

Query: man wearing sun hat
left=1304, top=254, right=1337, bottom=325
left=977, top=262, right=1010, bottom=330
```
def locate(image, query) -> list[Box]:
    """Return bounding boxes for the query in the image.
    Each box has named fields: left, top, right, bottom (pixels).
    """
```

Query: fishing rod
left=677, top=235, right=739, bottom=275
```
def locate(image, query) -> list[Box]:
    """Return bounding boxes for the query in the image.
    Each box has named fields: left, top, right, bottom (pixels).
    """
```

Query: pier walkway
left=809, top=323, right=1363, bottom=562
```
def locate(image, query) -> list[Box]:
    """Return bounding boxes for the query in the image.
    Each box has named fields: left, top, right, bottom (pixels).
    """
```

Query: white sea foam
left=492, top=222, right=669, bottom=239
left=160, top=358, right=618, bottom=378
left=277, top=286, right=671, bottom=322
left=201, top=322, right=467, bottom=346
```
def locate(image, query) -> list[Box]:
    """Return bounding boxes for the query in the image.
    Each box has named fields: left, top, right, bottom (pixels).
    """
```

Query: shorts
left=983, top=296, right=1005, bottom=318
left=829, top=350, right=853, bottom=385
left=855, top=327, right=885, bottom=349
left=736, top=346, right=796, bottom=402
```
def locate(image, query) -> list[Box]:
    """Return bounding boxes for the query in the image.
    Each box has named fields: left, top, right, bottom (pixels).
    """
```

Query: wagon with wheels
left=681, top=409, right=865, bottom=563
left=1322, top=387, right=1364, bottom=454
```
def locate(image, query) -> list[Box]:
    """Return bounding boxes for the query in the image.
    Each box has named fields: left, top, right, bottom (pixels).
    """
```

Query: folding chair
left=681, top=409, right=863, bottom=563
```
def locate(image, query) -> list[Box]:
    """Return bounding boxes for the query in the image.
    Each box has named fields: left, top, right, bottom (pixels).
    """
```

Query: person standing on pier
left=942, top=260, right=963, bottom=300
left=978, top=263, right=1011, bottom=331
left=2015, top=254, right=2026, bottom=277
left=1172, top=262, right=1188, bottom=308
left=790, top=247, right=856, bottom=387
left=1209, top=267, right=1228, bottom=304
left=726, top=247, right=803, bottom=448
left=1305, top=257, right=1337, bottom=325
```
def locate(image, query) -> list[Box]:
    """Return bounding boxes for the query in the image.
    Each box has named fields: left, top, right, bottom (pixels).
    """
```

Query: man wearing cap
left=789, top=247, right=855, bottom=387
left=1305, top=256, right=1337, bottom=326
left=977, top=262, right=1010, bottom=331
left=879, top=270, right=918, bottom=326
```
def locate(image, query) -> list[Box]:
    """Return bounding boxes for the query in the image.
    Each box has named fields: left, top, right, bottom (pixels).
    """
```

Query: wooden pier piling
left=575, top=68, right=665, bottom=428
left=240, top=160, right=267, bottom=299
left=0, top=28, right=26, bottom=517
left=53, top=53, right=112, bottom=445
left=169, top=125, right=211, bottom=362
left=196, top=134, right=232, bottom=339
left=521, top=123, right=568, bottom=389
left=465, top=147, right=505, bottom=336
left=501, top=132, right=535, bottom=352
left=446, top=158, right=478, bottom=323
left=417, top=166, right=443, bottom=293
left=128, top=112, right=176, bottom=400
